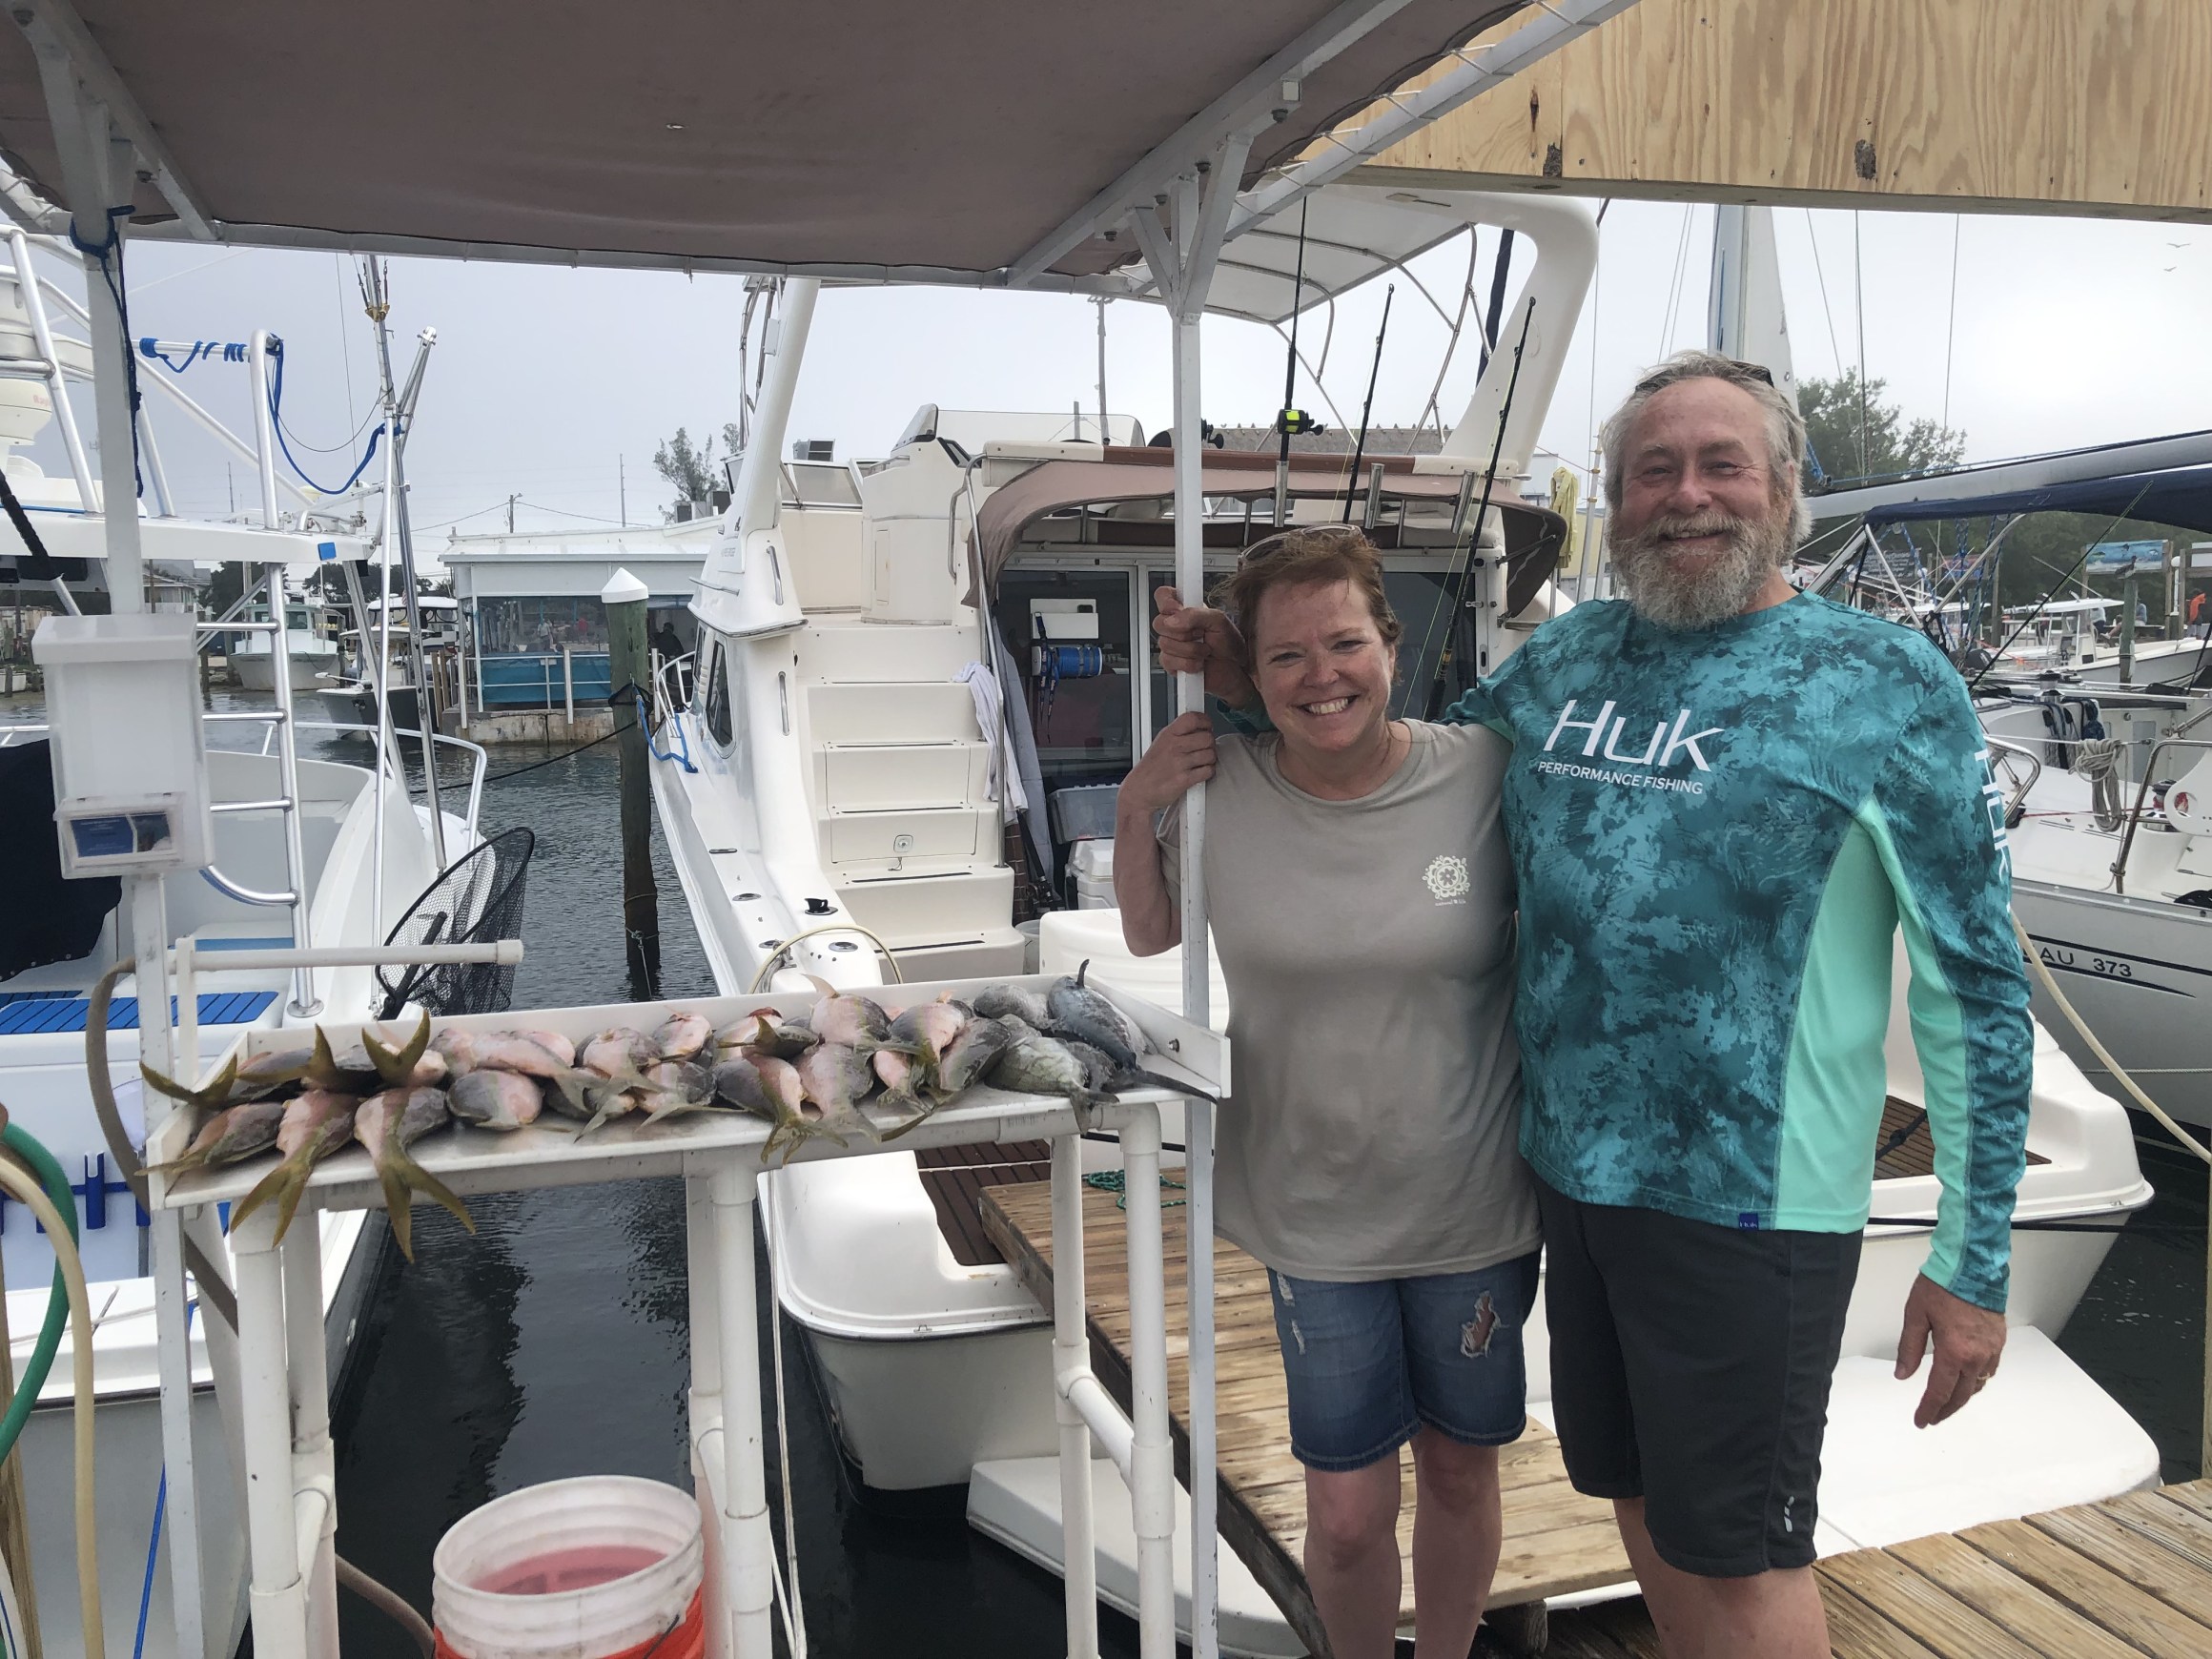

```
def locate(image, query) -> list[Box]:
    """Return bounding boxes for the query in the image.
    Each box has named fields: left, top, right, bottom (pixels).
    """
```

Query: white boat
left=644, top=194, right=2160, bottom=1649
left=1811, top=458, right=2212, bottom=1127
left=228, top=600, right=340, bottom=691
left=0, top=229, right=500, bottom=1659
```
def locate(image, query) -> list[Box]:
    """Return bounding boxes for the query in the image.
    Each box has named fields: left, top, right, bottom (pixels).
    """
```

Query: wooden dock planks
left=1541, top=1480, right=2212, bottom=1658
left=978, top=1180, right=1632, bottom=1650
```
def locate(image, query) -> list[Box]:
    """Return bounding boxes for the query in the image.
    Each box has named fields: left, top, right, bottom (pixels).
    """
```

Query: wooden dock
left=979, top=1181, right=1634, bottom=1653
left=1542, top=1480, right=2212, bottom=1658
left=981, top=1178, right=2212, bottom=1659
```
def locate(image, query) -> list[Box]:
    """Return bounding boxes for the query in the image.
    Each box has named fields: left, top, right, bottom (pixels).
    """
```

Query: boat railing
left=265, top=718, right=491, bottom=839
left=1984, top=735, right=2043, bottom=828
left=2110, top=736, right=2212, bottom=892
left=649, top=647, right=696, bottom=725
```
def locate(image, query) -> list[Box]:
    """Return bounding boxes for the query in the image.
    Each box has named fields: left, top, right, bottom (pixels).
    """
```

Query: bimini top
left=972, top=444, right=1567, bottom=615
left=1857, top=463, right=2212, bottom=538
left=0, top=2, right=1534, bottom=285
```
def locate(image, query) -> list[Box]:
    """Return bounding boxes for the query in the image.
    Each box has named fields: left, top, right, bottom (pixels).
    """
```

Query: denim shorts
left=1265, top=1252, right=1541, bottom=1472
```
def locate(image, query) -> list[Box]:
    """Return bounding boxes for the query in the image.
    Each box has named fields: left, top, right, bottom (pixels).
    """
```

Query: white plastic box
left=31, top=612, right=213, bottom=876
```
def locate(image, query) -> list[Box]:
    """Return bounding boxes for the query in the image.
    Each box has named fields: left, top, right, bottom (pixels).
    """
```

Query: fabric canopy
left=0, top=2, right=1530, bottom=281
left=1861, top=466, right=2212, bottom=537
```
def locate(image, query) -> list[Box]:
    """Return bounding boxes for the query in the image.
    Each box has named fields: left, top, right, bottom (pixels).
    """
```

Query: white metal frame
left=143, top=962, right=1223, bottom=1659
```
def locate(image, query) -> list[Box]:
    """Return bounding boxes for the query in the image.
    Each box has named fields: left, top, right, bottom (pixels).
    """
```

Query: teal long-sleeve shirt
left=1439, top=593, right=2031, bottom=1310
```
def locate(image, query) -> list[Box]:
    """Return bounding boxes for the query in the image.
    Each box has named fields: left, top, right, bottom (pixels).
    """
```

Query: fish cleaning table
left=980, top=1182, right=1635, bottom=1654
left=144, top=972, right=1227, bottom=1659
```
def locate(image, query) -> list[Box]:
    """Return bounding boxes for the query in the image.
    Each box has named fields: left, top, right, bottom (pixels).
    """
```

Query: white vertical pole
left=564, top=645, right=575, bottom=729
left=1167, top=168, right=1222, bottom=1659
left=709, top=1155, right=774, bottom=1657
left=74, top=124, right=146, bottom=604
left=137, top=878, right=211, bottom=1659
left=1119, top=1105, right=1175, bottom=1659
left=6, top=225, right=95, bottom=507
left=281, top=1215, right=339, bottom=1659
left=1052, top=1132, right=1100, bottom=1659
left=684, top=1167, right=729, bottom=1659
left=232, top=1205, right=310, bottom=1659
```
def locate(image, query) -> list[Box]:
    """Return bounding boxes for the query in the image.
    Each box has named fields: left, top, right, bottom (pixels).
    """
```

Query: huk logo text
left=1543, top=700, right=1725, bottom=771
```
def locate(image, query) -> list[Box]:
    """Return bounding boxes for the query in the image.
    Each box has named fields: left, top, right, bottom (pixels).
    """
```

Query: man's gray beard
left=1609, top=508, right=1794, bottom=630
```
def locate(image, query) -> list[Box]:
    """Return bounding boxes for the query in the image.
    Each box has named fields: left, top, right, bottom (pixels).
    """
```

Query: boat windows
left=993, top=569, right=1133, bottom=784
left=779, top=462, right=863, bottom=510
left=476, top=595, right=606, bottom=654
left=704, top=641, right=732, bottom=748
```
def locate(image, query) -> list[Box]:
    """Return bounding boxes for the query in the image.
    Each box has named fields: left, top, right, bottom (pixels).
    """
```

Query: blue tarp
left=1859, top=465, right=2212, bottom=535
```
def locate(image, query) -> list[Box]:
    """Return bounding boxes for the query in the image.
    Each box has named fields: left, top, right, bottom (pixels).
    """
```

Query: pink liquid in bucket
left=477, top=1546, right=666, bottom=1597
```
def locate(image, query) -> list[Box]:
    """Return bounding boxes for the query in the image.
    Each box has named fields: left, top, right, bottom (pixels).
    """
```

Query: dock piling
left=603, top=568, right=661, bottom=998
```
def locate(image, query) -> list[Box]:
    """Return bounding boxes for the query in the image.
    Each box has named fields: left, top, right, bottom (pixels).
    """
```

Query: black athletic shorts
left=1533, top=1176, right=1862, bottom=1578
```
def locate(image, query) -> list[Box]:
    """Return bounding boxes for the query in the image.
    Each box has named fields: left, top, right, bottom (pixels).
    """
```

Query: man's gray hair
left=1600, top=351, right=1812, bottom=542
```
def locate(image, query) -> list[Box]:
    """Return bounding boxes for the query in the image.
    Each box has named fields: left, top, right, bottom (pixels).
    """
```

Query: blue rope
left=265, top=338, right=386, bottom=495
left=632, top=686, right=699, bottom=778
left=138, top=338, right=248, bottom=373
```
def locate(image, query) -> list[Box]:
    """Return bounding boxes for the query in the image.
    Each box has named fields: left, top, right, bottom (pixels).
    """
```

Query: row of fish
left=141, top=965, right=1197, bottom=1260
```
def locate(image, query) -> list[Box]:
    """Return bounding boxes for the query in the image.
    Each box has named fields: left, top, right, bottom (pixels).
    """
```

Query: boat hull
left=232, top=648, right=338, bottom=692
left=2013, top=878, right=2212, bottom=1128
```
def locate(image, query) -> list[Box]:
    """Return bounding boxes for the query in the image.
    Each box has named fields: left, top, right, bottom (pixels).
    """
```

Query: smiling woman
left=1112, top=525, right=1542, bottom=1659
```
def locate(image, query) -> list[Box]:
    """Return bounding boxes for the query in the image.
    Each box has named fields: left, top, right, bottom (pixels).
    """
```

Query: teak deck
left=979, top=1181, right=1633, bottom=1653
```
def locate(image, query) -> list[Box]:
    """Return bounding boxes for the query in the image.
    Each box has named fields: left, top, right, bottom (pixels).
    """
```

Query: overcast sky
left=27, top=198, right=2207, bottom=549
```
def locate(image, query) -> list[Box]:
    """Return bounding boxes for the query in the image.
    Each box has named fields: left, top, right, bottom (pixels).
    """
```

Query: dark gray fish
left=1046, top=961, right=1144, bottom=1071
left=989, top=1027, right=1115, bottom=1115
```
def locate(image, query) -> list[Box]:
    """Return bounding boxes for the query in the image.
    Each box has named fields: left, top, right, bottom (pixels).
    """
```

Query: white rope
left=2014, top=910, right=2212, bottom=1165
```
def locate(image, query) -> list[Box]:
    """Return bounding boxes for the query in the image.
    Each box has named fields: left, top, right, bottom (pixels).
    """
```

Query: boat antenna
left=1273, top=199, right=1320, bottom=529
left=1423, top=294, right=1536, bottom=719
left=1341, top=283, right=1395, bottom=522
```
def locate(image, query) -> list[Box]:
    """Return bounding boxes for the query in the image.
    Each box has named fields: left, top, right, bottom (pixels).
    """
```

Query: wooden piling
left=602, top=568, right=661, bottom=998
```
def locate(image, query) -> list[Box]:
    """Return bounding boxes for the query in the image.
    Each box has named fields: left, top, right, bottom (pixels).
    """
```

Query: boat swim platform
left=979, top=1180, right=1633, bottom=1652
left=1538, top=1480, right=2212, bottom=1659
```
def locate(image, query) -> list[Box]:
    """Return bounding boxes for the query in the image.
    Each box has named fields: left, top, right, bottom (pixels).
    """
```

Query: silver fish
left=652, top=1011, right=714, bottom=1062
left=521, top=1029, right=577, bottom=1067
left=635, top=1058, right=716, bottom=1127
left=972, top=984, right=1050, bottom=1027
left=356, top=1086, right=472, bottom=1260
left=449, top=1070, right=544, bottom=1132
left=145, top=1097, right=287, bottom=1175
left=228, top=1088, right=360, bottom=1246
left=581, top=1027, right=660, bottom=1077
left=803, top=976, right=892, bottom=1050
left=747, top=1054, right=846, bottom=1164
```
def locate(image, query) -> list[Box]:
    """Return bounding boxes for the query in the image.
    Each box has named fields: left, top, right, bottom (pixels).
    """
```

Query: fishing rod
left=1422, top=295, right=1537, bottom=719
left=1273, top=199, right=1320, bottom=528
left=1341, top=283, right=1395, bottom=523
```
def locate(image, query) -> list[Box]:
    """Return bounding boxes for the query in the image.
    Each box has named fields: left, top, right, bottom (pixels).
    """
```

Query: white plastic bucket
left=432, top=1476, right=705, bottom=1659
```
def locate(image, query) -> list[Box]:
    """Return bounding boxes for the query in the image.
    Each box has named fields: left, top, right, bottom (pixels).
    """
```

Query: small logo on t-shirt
left=1423, top=854, right=1471, bottom=904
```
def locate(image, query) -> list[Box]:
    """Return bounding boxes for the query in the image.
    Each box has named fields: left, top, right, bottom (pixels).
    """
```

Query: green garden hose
left=0, top=1116, right=79, bottom=1464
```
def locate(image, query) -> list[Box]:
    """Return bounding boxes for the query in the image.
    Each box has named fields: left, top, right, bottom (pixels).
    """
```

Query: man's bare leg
left=1408, top=1430, right=1503, bottom=1656
left=1304, top=1457, right=1404, bottom=1659
left=1613, top=1498, right=1829, bottom=1659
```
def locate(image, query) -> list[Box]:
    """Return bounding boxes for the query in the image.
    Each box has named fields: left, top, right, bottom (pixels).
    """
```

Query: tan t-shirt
left=1161, top=720, right=1538, bottom=1280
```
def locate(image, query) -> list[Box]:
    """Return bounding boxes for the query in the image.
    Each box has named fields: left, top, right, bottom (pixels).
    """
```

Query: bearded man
left=1157, top=352, right=2030, bottom=1659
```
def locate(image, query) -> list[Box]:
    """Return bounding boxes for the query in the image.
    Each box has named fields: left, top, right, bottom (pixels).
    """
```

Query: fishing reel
left=1274, top=406, right=1324, bottom=438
